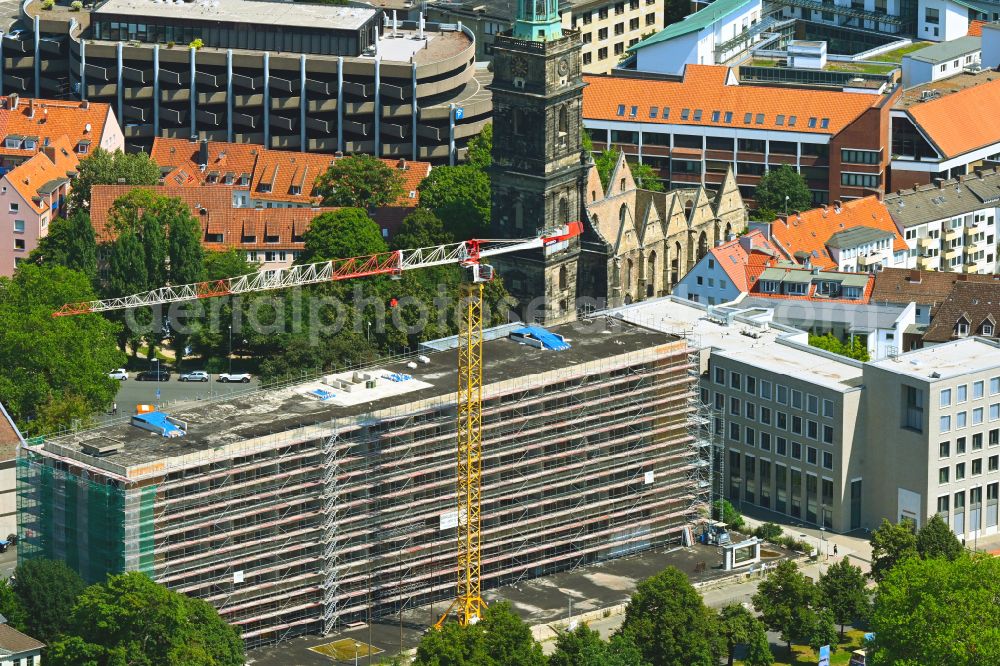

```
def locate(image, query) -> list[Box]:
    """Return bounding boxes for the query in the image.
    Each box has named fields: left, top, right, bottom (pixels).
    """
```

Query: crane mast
left=54, top=221, right=582, bottom=630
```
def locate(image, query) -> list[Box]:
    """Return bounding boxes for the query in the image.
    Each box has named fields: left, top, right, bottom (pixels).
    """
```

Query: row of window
left=728, top=451, right=835, bottom=528
left=939, top=455, right=1000, bottom=484
left=939, top=431, right=1000, bottom=458
left=575, top=0, right=646, bottom=24
left=940, top=406, right=1000, bottom=433
left=712, top=367, right=835, bottom=417
left=727, top=422, right=836, bottom=467
left=941, top=380, right=1000, bottom=406
left=613, top=104, right=831, bottom=130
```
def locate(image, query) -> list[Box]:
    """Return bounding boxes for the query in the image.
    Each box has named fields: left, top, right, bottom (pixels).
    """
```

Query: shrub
left=189, top=38, right=203, bottom=50
left=41, top=0, right=54, bottom=8
left=712, top=499, right=745, bottom=531
left=70, top=0, right=82, bottom=9
left=754, top=522, right=783, bottom=542
left=166, top=41, right=175, bottom=48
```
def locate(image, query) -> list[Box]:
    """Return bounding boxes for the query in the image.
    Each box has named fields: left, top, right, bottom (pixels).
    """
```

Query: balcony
left=944, top=227, right=962, bottom=242
left=917, top=255, right=939, bottom=270
left=965, top=225, right=983, bottom=238
left=858, top=253, right=881, bottom=267
left=965, top=261, right=984, bottom=274
left=944, top=246, right=963, bottom=261
left=918, top=236, right=937, bottom=251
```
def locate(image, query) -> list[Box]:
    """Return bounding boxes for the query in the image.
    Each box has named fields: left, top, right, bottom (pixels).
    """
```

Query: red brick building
left=582, top=65, right=900, bottom=207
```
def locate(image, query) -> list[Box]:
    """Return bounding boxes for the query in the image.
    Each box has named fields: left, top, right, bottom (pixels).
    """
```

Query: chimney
left=335, top=150, right=344, bottom=158
left=739, top=234, right=754, bottom=252
left=9, top=93, right=18, bottom=110
left=81, top=99, right=89, bottom=110
left=397, top=158, right=407, bottom=170
left=908, top=269, right=921, bottom=283
left=834, top=200, right=842, bottom=213
left=934, top=178, right=945, bottom=189
left=198, top=139, right=209, bottom=169
left=27, top=99, right=34, bottom=119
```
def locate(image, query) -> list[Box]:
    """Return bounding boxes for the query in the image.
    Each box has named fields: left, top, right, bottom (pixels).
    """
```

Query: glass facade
left=91, top=16, right=374, bottom=56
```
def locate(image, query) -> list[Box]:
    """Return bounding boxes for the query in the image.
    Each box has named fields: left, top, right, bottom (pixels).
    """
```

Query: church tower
left=489, top=0, right=586, bottom=325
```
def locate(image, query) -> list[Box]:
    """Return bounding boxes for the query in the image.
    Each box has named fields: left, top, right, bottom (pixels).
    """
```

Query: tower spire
left=512, top=0, right=563, bottom=41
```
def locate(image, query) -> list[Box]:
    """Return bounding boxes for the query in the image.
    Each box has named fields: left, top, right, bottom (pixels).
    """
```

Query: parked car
left=179, top=371, right=209, bottom=382
left=217, top=372, right=251, bottom=383
left=6, top=29, right=25, bottom=40
left=136, top=370, right=170, bottom=382
left=108, top=368, right=129, bottom=381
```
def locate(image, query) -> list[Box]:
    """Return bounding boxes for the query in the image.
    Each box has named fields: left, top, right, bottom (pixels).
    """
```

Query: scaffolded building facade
left=18, top=318, right=705, bottom=645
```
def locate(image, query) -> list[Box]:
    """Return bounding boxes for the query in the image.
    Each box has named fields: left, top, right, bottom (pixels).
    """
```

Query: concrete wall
left=902, top=49, right=979, bottom=89
left=572, top=0, right=667, bottom=73
left=918, top=0, right=968, bottom=42
left=983, top=24, right=1000, bottom=68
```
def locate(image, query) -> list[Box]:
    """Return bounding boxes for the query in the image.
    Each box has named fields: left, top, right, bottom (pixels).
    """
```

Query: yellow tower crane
left=55, top=221, right=582, bottom=629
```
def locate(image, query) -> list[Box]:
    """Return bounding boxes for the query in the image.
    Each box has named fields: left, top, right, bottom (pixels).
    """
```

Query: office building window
left=792, top=441, right=802, bottom=459
left=746, top=402, right=756, bottom=420
left=746, top=376, right=757, bottom=395
left=807, top=395, right=819, bottom=414
left=776, top=437, right=787, bottom=456
left=760, top=432, right=771, bottom=451
left=822, top=451, right=833, bottom=469
left=792, top=415, right=803, bottom=435
left=746, top=427, right=756, bottom=447
left=941, top=388, right=952, bottom=406
left=822, top=399, right=833, bottom=418
left=958, top=437, right=967, bottom=454
left=731, top=372, right=742, bottom=390
left=807, top=420, right=819, bottom=440
left=777, top=412, right=787, bottom=430
left=823, top=425, right=834, bottom=444
left=957, top=412, right=967, bottom=429
left=990, top=455, right=999, bottom=472
left=940, top=441, right=950, bottom=458
left=974, top=407, right=984, bottom=425
left=807, top=446, right=818, bottom=465
left=761, top=407, right=772, bottom=425
left=940, top=415, right=951, bottom=433
left=792, top=390, right=803, bottom=409
left=991, top=403, right=1000, bottom=420
left=730, top=422, right=740, bottom=441
left=760, top=380, right=772, bottom=400
left=940, top=466, right=949, bottom=483
left=730, top=397, right=740, bottom=416
left=904, top=386, right=923, bottom=430
left=974, top=381, right=985, bottom=399
left=992, top=428, right=1000, bottom=446
left=956, top=462, right=966, bottom=480
left=777, top=384, right=788, bottom=404
left=991, top=377, right=1000, bottom=394
left=715, top=367, right=725, bottom=384
left=937, top=495, right=950, bottom=515
left=974, top=433, right=984, bottom=450
left=973, top=458, right=983, bottom=475
left=958, top=385, right=968, bottom=402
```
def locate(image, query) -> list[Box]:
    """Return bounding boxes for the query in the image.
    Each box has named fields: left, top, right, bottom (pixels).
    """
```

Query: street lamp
left=354, top=641, right=360, bottom=666
left=228, top=325, right=233, bottom=374
left=154, top=358, right=160, bottom=404
left=784, top=194, right=790, bottom=218
left=820, top=526, right=828, bottom=561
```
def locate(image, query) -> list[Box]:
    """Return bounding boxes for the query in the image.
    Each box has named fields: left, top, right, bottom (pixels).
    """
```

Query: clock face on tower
left=557, top=58, right=568, bottom=76
left=511, top=56, right=529, bottom=78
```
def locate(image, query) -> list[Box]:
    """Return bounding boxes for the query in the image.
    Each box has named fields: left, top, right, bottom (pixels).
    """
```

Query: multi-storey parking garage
left=4, top=0, right=491, bottom=160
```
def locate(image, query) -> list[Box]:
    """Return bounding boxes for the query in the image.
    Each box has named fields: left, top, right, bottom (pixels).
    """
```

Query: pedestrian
left=112, top=402, right=118, bottom=416
left=833, top=543, right=838, bottom=556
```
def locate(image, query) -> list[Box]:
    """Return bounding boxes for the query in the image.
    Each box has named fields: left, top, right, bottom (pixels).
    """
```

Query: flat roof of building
left=868, top=337, right=1000, bottom=380
left=94, top=0, right=378, bottom=31
left=894, top=67, right=999, bottom=110
left=36, top=318, right=678, bottom=471
left=738, top=297, right=907, bottom=332
left=611, top=297, right=864, bottom=391
left=885, top=168, right=1000, bottom=228
left=906, top=35, right=981, bottom=64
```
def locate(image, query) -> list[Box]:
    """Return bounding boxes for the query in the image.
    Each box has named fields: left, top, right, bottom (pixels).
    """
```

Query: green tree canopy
left=594, top=150, right=664, bottom=192
left=466, top=123, right=492, bottom=171
left=718, top=603, right=770, bottom=666
left=916, top=513, right=964, bottom=561
left=617, top=566, right=722, bottom=666
left=818, top=556, right=869, bottom=639
left=413, top=601, right=544, bottom=666
left=203, top=249, right=254, bottom=281
left=70, top=148, right=160, bottom=210
left=315, top=154, right=405, bottom=208
left=12, top=558, right=86, bottom=645
left=752, top=560, right=822, bottom=653
left=870, top=518, right=918, bottom=583
left=712, top=499, right=745, bottom=530
left=418, top=165, right=491, bottom=240
left=391, top=208, right=453, bottom=251
left=744, top=623, right=775, bottom=666
left=808, top=333, right=870, bottom=362
left=753, top=165, right=811, bottom=218
left=871, top=554, right=1000, bottom=666
left=298, top=208, right=388, bottom=264
left=28, top=210, right=97, bottom=280
left=47, top=571, right=244, bottom=666
left=550, top=623, right=648, bottom=666
left=0, top=580, right=27, bottom=635
left=0, top=265, right=123, bottom=433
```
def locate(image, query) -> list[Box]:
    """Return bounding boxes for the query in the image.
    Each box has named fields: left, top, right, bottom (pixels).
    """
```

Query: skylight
left=776, top=114, right=785, bottom=126
left=681, top=108, right=690, bottom=120
left=616, top=104, right=625, bottom=116
left=711, top=110, right=720, bottom=122
left=662, top=107, right=670, bottom=119
left=629, top=105, right=638, bottom=117
left=755, top=113, right=765, bottom=125
left=808, top=117, right=817, bottom=128
left=744, top=112, right=752, bottom=124
left=788, top=116, right=797, bottom=126
left=693, top=109, right=703, bottom=121
left=820, top=118, right=829, bottom=129
left=650, top=107, right=658, bottom=118
left=724, top=111, right=733, bottom=123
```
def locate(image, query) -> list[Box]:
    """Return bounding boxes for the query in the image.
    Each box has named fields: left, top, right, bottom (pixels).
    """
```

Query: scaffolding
left=685, top=342, right=725, bottom=527
left=18, top=326, right=701, bottom=647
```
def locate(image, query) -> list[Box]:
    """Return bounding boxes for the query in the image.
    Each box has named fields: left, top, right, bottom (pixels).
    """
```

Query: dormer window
left=785, top=282, right=808, bottom=295
left=984, top=323, right=995, bottom=336
left=23, top=139, right=35, bottom=150
left=77, top=140, right=90, bottom=154
left=957, top=317, right=970, bottom=337
left=759, top=280, right=779, bottom=293
left=4, top=137, right=20, bottom=149
left=843, top=286, right=862, bottom=300
left=290, top=185, right=301, bottom=195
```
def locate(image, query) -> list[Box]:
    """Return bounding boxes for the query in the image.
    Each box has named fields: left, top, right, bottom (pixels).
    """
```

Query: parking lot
left=105, top=372, right=261, bottom=417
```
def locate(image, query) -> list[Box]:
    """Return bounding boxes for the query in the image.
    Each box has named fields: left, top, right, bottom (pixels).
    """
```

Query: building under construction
left=17, top=317, right=705, bottom=645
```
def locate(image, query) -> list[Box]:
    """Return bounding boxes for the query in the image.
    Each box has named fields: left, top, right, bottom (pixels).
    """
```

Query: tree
left=752, top=560, right=820, bottom=653
left=166, top=204, right=205, bottom=285
left=712, top=499, right=745, bottom=530
left=594, top=150, right=663, bottom=192
left=617, top=566, right=722, bottom=666
left=467, top=123, right=492, bottom=171
left=391, top=208, right=453, bottom=251
left=819, top=556, right=869, bottom=640
left=47, top=571, right=244, bottom=666
left=808, top=333, right=870, bottom=362
left=870, top=518, right=918, bottom=583
left=916, top=513, right=964, bottom=561
left=418, top=165, right=491, bottom=240
left=753, top=165, right=811, bottom=218
left=28, top=210, right=97, bottom=280
left=315, top=154, right=404, bottom=208
left=871, top=555, right=1000, bottom=666
left=413, top=602, right=543, bottom=666
left=0, top=265, right=124, bottom=432
left=664, top=0, right=689, bottom=24
left=203, top=249, right=255, bottom=281
left=0, top=579, right=27, bottom=634
left=753, top=522, right=783, bottom=542
left=70, top=148, right=160, bottom=210
left=299, top=208, right=388, bottom=264
left=718, top=603, right=769, bottom=666
left=744, top=624, right=774, bottom=666
left=12, top=558, right=86, bottom=645
left=550, top=623, right=647, bottom=666
left=801, top=608, right=838, bottom=654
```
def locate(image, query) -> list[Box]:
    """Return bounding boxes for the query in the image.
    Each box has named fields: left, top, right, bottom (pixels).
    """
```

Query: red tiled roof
left=0, top=96, right=111, bottom=161
left=768, top=196, right=906, bottom=270
left=906, top=77, right=1000, bottom=158
left=707, top=229, right=780, bottom=292
left=4, top=136, right=79, bottom=214
left=969, top=20, right=986, bottom=36
left=871, top=268, right=999, bottom=308
left=89, top=185, right=409, bottom=251
left=748, top=269, right=875, bottom=304
left=0, top=403, right=22, bottom=462
left=924, top=280, right=1000, bottom=342
left=583, top=65, right=880, bottom=135
left=0, top=622, right=43, bottom=653
left=150, top=138, right=431, bottom=207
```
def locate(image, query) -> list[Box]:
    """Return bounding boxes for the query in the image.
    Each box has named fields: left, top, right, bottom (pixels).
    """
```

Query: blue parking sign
left=818, top=645, right=830, bottom=666
left=155, top=388, right=161, bottom=399
left=454, top=107, right=464, bottom=120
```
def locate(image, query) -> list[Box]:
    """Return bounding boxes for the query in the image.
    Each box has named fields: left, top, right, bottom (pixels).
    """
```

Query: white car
left=108, top=369, right=128, bottom=381
left=179, top=371, right=209, bottom=382
left=217, top=372, right=252, bottom=383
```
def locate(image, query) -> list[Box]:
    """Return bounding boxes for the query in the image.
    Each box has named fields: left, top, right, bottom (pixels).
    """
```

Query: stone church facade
left=579, top=152, right=747, bottom=309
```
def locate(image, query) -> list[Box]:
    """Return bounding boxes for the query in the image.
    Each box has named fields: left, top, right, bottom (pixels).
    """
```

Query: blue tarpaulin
left=132, top=411, right=185, bottom=437
left=511, top=326, right=571, bottom=351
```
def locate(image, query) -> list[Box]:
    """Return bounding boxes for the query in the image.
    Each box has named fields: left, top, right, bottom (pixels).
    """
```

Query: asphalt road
left=105, top=373, right=261, bottom=416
